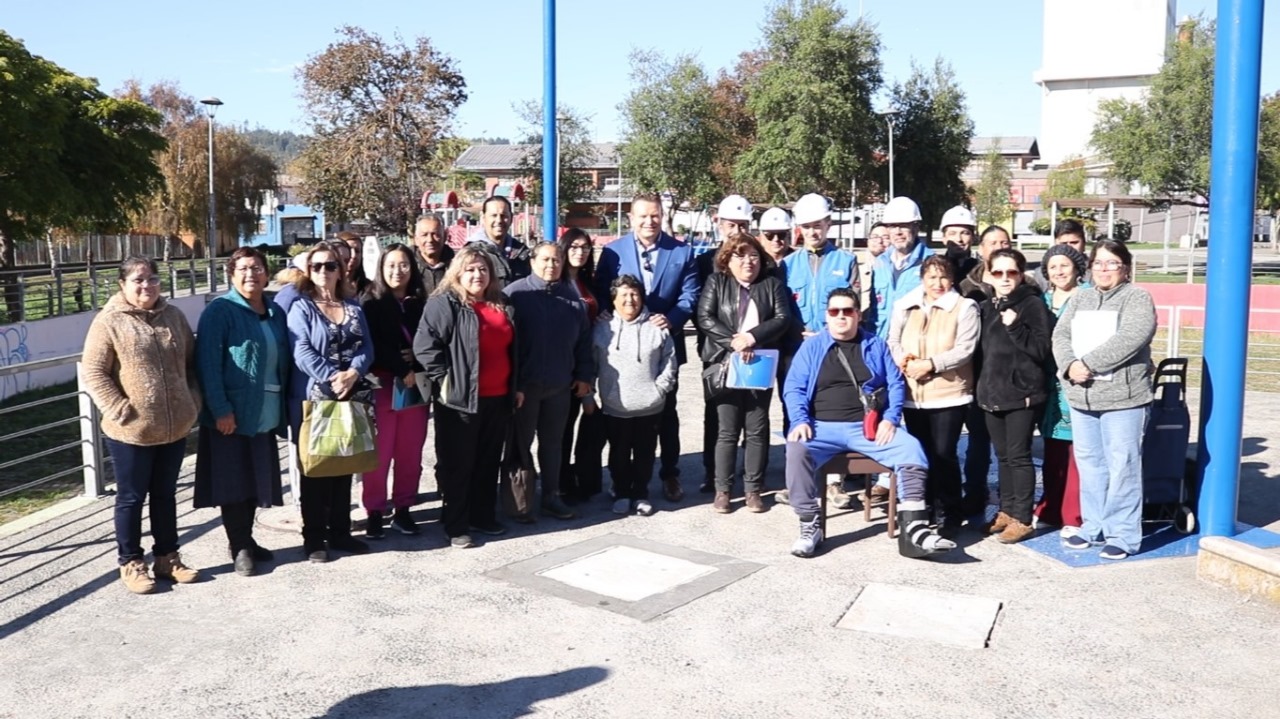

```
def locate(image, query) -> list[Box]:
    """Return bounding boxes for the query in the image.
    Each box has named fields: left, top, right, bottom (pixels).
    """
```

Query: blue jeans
left=785, top=420, right=929, bottom=518
left=106, top=437, right=187, bottom=565
left=1070, top=405, right=1149, bottom=554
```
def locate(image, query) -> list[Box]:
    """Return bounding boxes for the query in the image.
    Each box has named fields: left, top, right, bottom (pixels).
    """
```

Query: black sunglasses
left=310, top=261, right=339, bottom=273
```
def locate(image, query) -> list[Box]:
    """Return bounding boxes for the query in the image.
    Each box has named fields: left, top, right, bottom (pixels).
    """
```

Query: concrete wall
left=0, top=294, right=211, bottom=403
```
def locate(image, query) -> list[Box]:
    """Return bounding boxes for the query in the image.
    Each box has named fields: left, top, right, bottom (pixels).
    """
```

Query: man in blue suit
left=596, top=193, right=700, bottom=503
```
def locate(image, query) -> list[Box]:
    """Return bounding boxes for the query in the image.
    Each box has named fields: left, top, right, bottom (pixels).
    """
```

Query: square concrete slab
left=487, top=533, right=765, bottom=621
left=837, top=583, right=1002, bottom=649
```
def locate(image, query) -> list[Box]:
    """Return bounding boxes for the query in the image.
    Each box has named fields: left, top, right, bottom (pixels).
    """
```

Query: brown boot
left=154, top=551, right=200, bottom=584
left=119, top=559, right=155, bottom=595
left=744, top=491, right=766, bottom=513
left=712, top=491, right=732, bottom=514
left=997, top=517, right=1035, bottom=544
left=985, top=511, right=1013, bottom=535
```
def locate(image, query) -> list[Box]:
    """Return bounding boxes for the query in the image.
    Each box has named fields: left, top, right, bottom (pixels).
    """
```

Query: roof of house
left=969, top=136, right=1040, bottom=157
left=454, top=142, right=619, bottom=171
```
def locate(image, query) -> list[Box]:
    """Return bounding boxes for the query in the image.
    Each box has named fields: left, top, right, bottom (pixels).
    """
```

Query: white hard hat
left=716, top=194, right=753, bottom=222
left=792, top=193, right=831, bottom=225
left=882, top=196, right=922, bottom=224
left=939, top=205, right=976, bottom=229
left=759, top=207, right=792, bottom=232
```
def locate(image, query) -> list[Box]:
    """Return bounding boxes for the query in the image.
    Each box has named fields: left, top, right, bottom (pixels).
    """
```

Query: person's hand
left=215, top=413, right=237, bottom=436
left=1000, top=308, right=1018, bottom=326
left=787, top=424, right=813, bottom=442
left=330, top=368, right=358, bottom=398
left=739, top=348, right=755, bottom=363
left=403, top=371, right=416, bottom=389
left=730, top=332, right=756, bottom=352
left=515, top=392, right=525, bottom=409
left=649, top=313, right=670, bottom=330
left=905, top=358, right=933, bottom=380
left=1067, top=360, right=1093, bottom=384
left=571, top=380, right=591, bottom=398
left=874, top=420, right=897, bottom=446
left=581, top=397, right=597, bottom=415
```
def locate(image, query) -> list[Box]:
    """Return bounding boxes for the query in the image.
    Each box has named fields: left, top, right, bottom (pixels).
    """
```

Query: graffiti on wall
left=0, top=324, right=31, bottom=403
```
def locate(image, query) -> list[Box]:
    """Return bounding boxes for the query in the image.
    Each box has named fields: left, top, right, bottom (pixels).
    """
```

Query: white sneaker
left=634, top=500, right=654, bottom=516
left=790, top=516, right=824, bottom=558
left=1060, top=525, right=1080, bottom=539
left=612, top=498, right=630, bottom=515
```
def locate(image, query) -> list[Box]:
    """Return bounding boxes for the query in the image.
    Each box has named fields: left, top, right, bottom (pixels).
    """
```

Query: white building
left=1033, top=0, right=1177, bottom=165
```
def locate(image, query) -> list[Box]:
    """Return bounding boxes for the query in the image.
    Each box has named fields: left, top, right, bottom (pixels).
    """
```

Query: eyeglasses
left=990, top=269, right=1022, bottom=279
left=233, top=265, right=264, bottom=275
left=310, top=261, right=339, bottom=273
left=1092, top=260, right=1124, bottom=270
left=568, top=244, right=591, bottom=252
left=126, top=276, right=161, bottom=287
left=826, top=307, right=858, bottom=317
left=730, top=253, right=759, bottom=263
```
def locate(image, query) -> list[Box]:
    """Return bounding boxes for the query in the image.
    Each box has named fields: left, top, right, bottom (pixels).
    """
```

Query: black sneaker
left=470, top=521, right=508, bottom=536
left=366, top=511, right=385, bottom=540
left=390, top=508, right=419, bottom=535
left=249, top=542, right=274, bottom=562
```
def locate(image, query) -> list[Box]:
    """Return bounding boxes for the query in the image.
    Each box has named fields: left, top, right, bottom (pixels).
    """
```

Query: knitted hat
left=1041, top=243, right=1088, bottom=282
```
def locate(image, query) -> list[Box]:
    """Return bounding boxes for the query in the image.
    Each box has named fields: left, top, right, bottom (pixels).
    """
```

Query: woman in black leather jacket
left=696, top=234, right=794, bottom=514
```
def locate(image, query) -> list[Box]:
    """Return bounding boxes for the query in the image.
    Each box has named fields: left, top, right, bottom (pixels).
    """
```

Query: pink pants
left=361, top=383, right=429, bottom=512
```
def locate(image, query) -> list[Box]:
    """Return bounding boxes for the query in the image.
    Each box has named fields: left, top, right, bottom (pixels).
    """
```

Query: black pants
left=434, top=398, right=508, bottom=537
left=714, top=388, right=773, bottom=493
left=512, top=383, right=572, bottom=498
left=560, top=393, right=605, bottom=499
left=984, top=405, right=1041, bottom=525
left=904, top=405, right=967, bottom=522
left=701, top=362, right=718, bottom=478
left=106, top=437, right=186, bottom=565
left=963, top=401, right=992, bottom=506
left=220, top=500, right=258, bottom=555
left=605, top=412, right=661, bottom=501
left=298, top=471, right=355, bottom=550
left=658, top=377, right=681, bottom=479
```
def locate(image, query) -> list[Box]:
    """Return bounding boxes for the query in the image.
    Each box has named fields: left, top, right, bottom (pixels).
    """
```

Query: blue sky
left=4, top=0, right=1276, bottom=144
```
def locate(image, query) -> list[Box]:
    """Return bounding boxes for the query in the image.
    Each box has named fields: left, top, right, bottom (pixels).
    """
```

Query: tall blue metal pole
left=1196, top=0, right=1265, bottom=537
left=542, top=0, right=557, bottom=244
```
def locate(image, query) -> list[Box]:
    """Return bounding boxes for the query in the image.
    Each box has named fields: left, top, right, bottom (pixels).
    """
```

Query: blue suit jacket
left=595, top=232, right=699, bottom=332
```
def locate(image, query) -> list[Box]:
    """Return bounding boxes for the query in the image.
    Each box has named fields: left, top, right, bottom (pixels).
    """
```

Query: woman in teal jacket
left=194, top=247, right=291, bottom=577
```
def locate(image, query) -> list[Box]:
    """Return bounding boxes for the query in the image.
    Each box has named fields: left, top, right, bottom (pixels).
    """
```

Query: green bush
left=1029, top=217, right=1052, bottom=235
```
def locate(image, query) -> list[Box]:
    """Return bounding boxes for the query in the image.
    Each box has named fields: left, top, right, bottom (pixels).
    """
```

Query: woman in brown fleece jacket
left=82, top=256, right=201, bottom=595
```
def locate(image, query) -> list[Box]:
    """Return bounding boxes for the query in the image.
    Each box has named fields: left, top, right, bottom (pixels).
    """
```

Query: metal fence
left=11, top=234, right=194, bottom=267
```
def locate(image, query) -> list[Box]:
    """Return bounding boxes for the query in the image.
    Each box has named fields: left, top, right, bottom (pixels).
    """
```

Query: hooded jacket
left=82, top=293, right=200, bottom=446
left=592, top=309, right=677, bottom=417
left=975, top=283, right=1055, bottom=412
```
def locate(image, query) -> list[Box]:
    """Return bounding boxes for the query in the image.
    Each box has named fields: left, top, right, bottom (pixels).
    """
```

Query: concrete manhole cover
left=539, top=546, right=718, bottom=601
left=837, top=583, right=1003, bottom=649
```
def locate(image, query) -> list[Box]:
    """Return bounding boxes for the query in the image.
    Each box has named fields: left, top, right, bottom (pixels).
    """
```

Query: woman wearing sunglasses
left=1051, top=239, right=1156, bottom=560
left=976, top=248, right=1053, bottom=544
left=286, top=242, right=375, bottom=563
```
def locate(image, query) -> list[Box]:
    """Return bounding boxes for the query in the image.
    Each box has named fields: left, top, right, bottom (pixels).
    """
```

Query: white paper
left=1071, top=310, right=1118, bottom=381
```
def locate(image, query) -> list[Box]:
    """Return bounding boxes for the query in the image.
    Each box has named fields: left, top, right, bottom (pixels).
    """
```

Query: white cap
left=939, top=205, right=976, bottom=229
left=792, top=193, right=831, bottom=225
left=882, top=196, right=922, bottom=224
left=716, top=194, right=753, bottom=222
left=759, top=207, right=792, bottom=232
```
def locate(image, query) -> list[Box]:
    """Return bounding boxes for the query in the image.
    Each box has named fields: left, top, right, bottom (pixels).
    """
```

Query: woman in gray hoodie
left=594, top=274, right=678, bottom=517
left=1052, top=239, right=1157, bottom=560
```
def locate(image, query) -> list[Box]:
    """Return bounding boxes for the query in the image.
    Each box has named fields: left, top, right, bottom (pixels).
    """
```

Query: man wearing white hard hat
left=758, top=206, right=795, bottom=273
left=779, top=193, right=862, bottom=510
left=866, top=196, right=931, bottom=340
left=939, top=205, right=979, bottom=281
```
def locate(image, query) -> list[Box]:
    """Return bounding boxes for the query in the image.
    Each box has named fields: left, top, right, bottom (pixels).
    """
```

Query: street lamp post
left=200, top=96, right=223, bottom=292
left=879, top=109, right=897, bottom=201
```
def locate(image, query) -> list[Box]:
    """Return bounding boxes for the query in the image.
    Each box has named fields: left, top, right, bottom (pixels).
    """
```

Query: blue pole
left=1196, top=0, right=1265, bottom=537
left=542, top=0, right=557, bottom=244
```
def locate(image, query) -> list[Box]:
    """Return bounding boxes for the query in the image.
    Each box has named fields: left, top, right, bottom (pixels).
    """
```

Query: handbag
left=299, top=399, right=379, bottom=476
left=834, top=345, right=885, bottom=441
left=701, top=356, right=731, bottom=399
left=500, top=422, right=537, bottom=518
left=392, top=377, right=427, bottom=410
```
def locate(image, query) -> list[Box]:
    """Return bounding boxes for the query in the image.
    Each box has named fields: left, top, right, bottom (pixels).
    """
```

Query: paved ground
left=1, top=362, right=1279, bottom=719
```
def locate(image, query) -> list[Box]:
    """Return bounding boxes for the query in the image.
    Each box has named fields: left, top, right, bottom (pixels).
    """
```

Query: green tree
left=972, top=142, right=1013, bottom=228
left=1259, top=93, right=1280, bottom=214
left=0, top=31, right=165, bottom=320
left=1091, top=17, right=1214, bottom=206
left=734, top=0, right=882, bottom=204
left=1040, top=155, right=1096, bottom=236
left=709, top=50, right=766, bottom=198
left=618, top=50, right=724, bottom=227
left=879, top=58, right=974, bottom=228
left=296, top=26, right=467, bottom=233
left=512, top=101, right=597, bottom=215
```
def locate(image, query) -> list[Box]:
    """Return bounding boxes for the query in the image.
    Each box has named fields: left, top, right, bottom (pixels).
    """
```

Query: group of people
left=81, top=190, right=1157, bottom=595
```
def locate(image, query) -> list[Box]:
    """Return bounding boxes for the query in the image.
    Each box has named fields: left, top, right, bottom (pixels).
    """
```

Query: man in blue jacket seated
left=783, top=287, right=955, bottom=559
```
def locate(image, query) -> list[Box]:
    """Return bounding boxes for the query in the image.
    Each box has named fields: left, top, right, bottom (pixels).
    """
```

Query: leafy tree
left=1090, top=17, right=1214, bottom=206
left=296, top=26, right=467, bottom=233
left=734, top=0, right=882, bottom=205
left=709, top=50, right=766, bottom=198
left=1259, top=93, right=1280, bottom=216
left=618, top=50, right=724, bottom=227
left=878, top=58, right=974, bottom=228
left=972, top=142, right=1013, bottom=228
left=242, top=127, right=310, bottom=167
left=512, top=101, right=597, bottom=215
left=1040, top=155, right=1096, bottom=235
left=0, top=31, right=165, bottom=320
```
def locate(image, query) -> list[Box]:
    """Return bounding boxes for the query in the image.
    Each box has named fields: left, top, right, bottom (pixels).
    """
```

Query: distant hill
left=244, top=128, right=310, bottom=166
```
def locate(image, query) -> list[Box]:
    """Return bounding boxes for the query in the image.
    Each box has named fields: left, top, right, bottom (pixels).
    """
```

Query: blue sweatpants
left=785, top=420, right=928, bottom=517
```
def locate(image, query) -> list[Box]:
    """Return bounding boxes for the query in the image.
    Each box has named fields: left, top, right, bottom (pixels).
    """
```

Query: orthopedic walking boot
left=898, top=501, right=956, bottom=559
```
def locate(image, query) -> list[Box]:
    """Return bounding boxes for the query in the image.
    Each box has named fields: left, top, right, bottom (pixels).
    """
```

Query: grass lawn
left=1152, top=326, right=1280, bottom=393
left=0, top=381, right=87, bottom=524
